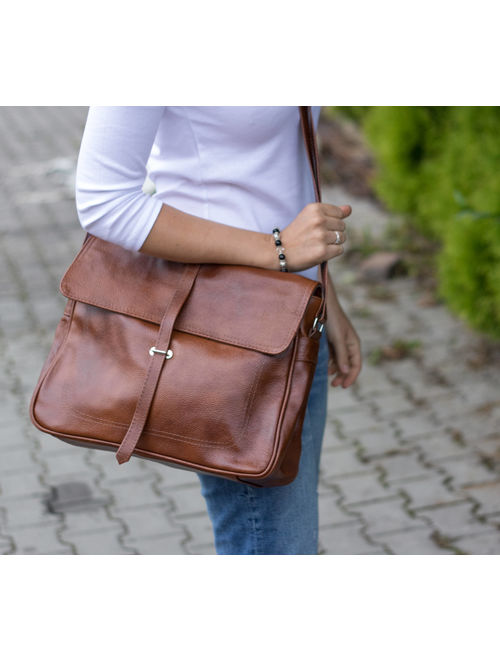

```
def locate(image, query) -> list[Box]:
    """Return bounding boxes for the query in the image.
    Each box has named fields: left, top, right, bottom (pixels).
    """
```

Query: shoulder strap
left=299, top=106, right=328, bottom=326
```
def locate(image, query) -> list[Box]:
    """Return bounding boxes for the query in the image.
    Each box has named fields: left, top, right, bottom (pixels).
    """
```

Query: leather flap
left=60, top=235, right=322, bottom=354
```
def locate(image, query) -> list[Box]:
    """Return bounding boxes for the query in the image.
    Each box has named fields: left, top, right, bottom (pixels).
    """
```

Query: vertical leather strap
left=299, top=106, right=328, bottom=325
left=115, top=263, right=201, bottom=464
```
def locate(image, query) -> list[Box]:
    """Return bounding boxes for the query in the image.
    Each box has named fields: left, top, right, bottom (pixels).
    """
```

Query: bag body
left=30, top=234, right=324, bottom=486
left=29, top=107, right=327, bottom=487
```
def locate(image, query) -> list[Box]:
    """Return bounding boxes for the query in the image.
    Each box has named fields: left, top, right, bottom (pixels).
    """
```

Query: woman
left=75, top=106, right=362, bottom=554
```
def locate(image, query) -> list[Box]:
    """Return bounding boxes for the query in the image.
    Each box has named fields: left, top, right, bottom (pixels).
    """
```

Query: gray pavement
left=1, top=106, right=499, bottom=554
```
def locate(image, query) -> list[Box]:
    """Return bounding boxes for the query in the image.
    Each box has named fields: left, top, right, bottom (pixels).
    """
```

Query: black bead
left=279, top=254, right=285, bottom=260
left=275, top=239, right=282, bottom=246
left=272, top=227, right=280, bottom=234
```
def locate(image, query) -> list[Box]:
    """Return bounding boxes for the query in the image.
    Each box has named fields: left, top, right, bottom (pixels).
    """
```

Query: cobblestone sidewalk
left=1, top=107, right=499, bottom=554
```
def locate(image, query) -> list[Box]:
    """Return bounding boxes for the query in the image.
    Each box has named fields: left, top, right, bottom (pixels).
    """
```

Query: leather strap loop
left=115, top=263, right=200, bottom=463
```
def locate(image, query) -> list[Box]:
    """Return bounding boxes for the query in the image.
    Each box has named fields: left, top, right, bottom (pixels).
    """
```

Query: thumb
left=340, top=205, right=352, bottom=218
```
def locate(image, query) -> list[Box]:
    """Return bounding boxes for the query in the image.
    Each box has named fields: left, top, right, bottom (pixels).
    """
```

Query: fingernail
left=342, top=365, right=349, bottom=373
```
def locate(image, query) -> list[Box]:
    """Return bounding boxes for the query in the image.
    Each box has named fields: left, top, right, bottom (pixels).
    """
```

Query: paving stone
left=104, top=477, right=164, bottom=511
left=460, top=481, right=500, bottom=517
left=327, top=385, right=361, bottom=412
left=418, top=501, right=495, bottom=540
left=150, top=464, right=201, bottom=490
left=179, top=512, right=216, bottom=547
left=127, top=530, right=188, bottom=555
left=393, top=476, right=467, bottom=511
left=0, top=446, right=39, bottom=475
left=434, top=455, right=498, bottom=489
left=351, top=364, right=395, bottom=395
left=383, top=361, right=451, bottom=400
left=0, top=536, right=15, bottom=554
left=167, top=485, right=210, bottom=518
left=453, top=532, right=500, bottom=555
left=38, top=450, right=96, bottom=478
left=349, top=497, right=427, bottom=537
left=185, top=541, right=217, bottom=555
left=369, top=391, right=417, bottom=417
left=0, top=471, right=44, bottom=500
left=377, top=527, right=455, bottom=555
left=9, top=521, right=70, bottom=554
left=352, top=426, right=402, bottom=458
left=46, top=481, right=107, bottom=513
left=318, top=491, right=362, bottom=526
left=61, top=526, right=134, bottom=555
left=375, top=451, right=430, bottom=484
left=409, top=432, right=472, bottom=462
left=62, top=509, right=118, bottom=534
left=392, top=413, right=443, bottom=440
left=319, top=522, right=386, bottom=555
left=474, top=436, right=500, bottom=461
left=116, top=504, right=182, bottom=541
left=322, top=423, right=349, bottom=450
left=333, top=406, right=380, bottom=434
left=3, top=494, right=55, bottom=529
left=329, top=472, right=393, bottom=506
left=450, top=415, right=500, bottom=444
left=427, top=394, right=475, bottom=425
left=320, top=446, right=374, bottom=481
left=86, top=449, right=152, bottom=482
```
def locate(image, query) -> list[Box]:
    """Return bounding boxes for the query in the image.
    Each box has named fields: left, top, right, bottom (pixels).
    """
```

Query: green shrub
left=349, top=106, right=500, bottom=339
left=438, top=215, right=500, bottom=338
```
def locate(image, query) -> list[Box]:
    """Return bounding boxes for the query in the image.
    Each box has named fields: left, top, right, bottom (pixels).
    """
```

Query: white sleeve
left=75, top=106, right=166, bottom=251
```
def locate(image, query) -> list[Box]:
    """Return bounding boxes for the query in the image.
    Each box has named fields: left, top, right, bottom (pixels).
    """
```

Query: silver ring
left=334, top=230, right=342, bottom=245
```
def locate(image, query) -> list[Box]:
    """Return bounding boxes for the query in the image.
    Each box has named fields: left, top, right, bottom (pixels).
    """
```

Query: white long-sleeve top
left=75, top=106, right=322, bottom=281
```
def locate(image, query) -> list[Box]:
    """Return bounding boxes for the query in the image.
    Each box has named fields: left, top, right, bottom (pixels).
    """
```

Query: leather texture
left=29, top=106, right=326, bottom=487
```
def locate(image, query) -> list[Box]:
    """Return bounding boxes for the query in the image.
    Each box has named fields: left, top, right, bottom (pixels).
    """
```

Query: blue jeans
left=197, top=329, right=329, bottom=554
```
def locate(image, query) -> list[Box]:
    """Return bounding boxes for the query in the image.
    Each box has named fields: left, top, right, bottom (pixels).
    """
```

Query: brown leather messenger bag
left=29, top=106, right=327, bottom=487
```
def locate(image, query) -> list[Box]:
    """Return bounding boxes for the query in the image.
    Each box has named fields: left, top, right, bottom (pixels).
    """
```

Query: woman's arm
left=139, top=203, right=277, bottom=270
left=325, top=269, right=362, bottom=388
left=75, top=106, right=349, bottom=273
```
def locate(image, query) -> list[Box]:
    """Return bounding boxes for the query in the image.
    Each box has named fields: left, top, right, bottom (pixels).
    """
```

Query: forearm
left=139, top=202, right=277, bottom=270
left=326, top=268, right=343, bottom=309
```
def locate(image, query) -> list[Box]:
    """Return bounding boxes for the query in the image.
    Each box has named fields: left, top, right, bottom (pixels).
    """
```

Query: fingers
left=328, top=336, right=362, bottom=388
left=342, top=350, right=362, bottom=388
left=326, top=228, right=347, bottom=245
left=328, top=339, right=350, bottom=388
left=321, top=203, right=352, bottom=220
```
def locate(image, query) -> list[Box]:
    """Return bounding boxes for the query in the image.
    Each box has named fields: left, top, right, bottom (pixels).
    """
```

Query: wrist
left=252, top=232, right=279, bottom=270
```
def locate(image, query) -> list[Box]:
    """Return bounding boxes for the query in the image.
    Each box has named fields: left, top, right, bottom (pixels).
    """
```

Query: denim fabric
left=197, top=329, right=329, bottom=555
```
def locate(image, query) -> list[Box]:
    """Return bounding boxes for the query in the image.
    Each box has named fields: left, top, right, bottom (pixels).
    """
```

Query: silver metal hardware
left=312, top=317, right=324, bottom=334
left=149, top=346, right=173, bottom=359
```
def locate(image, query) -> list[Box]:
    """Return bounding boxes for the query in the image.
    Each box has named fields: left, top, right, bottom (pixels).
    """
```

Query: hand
left=280, top=203, right=351, bottom=272
left=325, top=300, right=362, bottom=388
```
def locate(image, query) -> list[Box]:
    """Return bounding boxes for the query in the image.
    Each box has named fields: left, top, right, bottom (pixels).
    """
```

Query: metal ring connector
left=312, top=317, right=324, bottom=334
left=149, top=346, right=173, bottom=359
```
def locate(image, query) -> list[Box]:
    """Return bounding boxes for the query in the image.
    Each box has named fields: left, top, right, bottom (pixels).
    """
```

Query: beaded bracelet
left=272, top=227, right=288, bottom=272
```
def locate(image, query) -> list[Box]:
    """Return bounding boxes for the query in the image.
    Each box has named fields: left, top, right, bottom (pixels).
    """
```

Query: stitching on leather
left=64, top=356, right=267, bottom=451
left=67, top=404, right=234, bottom=448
